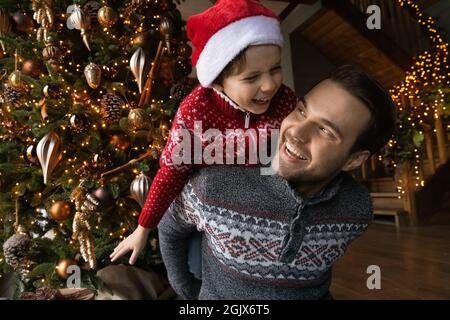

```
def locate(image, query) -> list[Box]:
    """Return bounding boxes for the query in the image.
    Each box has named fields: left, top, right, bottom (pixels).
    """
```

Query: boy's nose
left=260, top=76, right=277, bottom=93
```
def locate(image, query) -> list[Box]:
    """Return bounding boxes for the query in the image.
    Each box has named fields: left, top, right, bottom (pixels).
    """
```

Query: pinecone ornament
left=83, top=1, right=101, bottom=26
left=2, top=232, right=31, bottom=271
left=101, top=93, right=124, bottom=124
left=2, top=85, right=24, bottom=106
left=1, top=120, right=29, bottom=141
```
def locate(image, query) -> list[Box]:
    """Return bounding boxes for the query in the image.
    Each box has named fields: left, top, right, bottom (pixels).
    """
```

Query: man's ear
left=342, top=150, right=371, bottom=172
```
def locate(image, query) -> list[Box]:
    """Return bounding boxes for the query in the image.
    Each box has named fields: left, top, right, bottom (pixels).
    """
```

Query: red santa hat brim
left=196, top=15, right=284, bottom=88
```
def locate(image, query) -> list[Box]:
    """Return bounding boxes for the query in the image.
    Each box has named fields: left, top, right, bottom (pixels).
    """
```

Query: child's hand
left=110, top=225, right=151, bottom=265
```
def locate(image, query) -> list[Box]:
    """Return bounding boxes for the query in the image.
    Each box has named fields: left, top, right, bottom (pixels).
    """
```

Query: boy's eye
left=243, top=75, right=258, bottom=81
left=271, top=66, right=282, bottom=73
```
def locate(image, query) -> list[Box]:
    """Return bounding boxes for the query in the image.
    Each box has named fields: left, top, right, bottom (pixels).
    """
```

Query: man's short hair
left=329, top=65, right=396, bottom=155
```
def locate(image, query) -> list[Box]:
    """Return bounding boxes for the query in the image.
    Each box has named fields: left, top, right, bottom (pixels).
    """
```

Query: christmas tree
left=0, top=0, right=194, bottom=298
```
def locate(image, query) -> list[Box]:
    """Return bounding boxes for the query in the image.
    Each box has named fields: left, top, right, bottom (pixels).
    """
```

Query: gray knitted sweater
left=158, top=166, right=373, bottom=300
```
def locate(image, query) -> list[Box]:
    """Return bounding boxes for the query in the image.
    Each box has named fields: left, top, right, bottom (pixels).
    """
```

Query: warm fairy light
left=384, top=0, right=449, bottom=193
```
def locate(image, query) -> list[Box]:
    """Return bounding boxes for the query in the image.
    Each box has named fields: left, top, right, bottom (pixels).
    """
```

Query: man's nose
left=290, top=121, right=311, bottom=144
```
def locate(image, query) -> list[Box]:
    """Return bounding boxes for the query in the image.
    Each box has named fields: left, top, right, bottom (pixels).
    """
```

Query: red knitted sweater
left=138, top=84, right=297, bottom=228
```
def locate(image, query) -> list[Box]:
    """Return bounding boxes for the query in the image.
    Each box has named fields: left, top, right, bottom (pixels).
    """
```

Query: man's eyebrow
left=299, top=96, right=343, bottom=139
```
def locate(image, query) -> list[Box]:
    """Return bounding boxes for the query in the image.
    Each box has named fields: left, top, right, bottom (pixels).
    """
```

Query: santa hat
left=187, top=0, right=284, bottom=88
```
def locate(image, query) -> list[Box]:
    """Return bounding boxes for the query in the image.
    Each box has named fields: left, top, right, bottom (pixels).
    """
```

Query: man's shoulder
left=191, top=166, right=263, bottom=191
left=335, top=173, right=373, bottom=220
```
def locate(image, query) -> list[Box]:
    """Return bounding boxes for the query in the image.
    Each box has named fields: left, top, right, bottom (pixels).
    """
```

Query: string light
left=384, top=0, right=449, bottom=197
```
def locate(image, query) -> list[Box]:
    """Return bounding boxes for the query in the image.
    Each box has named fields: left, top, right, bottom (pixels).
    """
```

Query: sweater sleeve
left=158, top=200, right=201, bottom=300
left=138, top=98, right=197, bottom=229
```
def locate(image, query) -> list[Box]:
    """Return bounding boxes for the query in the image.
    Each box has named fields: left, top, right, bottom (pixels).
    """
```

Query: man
left=158, top=65, right=396, bottom=300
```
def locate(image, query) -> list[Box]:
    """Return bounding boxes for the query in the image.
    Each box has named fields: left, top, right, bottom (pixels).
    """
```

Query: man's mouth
left=283, top=141, right=309, bottom=161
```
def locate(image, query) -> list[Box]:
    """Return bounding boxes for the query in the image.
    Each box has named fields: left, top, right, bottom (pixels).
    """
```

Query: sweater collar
left=210, top=87, right=252, bottom=119
left=274, top=172, right=344, bottom=206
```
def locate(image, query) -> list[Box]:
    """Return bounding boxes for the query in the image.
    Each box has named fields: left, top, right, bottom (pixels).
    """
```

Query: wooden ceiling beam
left=322, top=0, right=413, bottom=70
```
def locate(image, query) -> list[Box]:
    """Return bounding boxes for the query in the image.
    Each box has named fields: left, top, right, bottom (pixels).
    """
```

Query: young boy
left=110, top=0, right=297, bottom=265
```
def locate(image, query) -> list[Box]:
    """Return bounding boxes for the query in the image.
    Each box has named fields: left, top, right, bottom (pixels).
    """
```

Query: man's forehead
left=302, top=80, right=371, bottom=136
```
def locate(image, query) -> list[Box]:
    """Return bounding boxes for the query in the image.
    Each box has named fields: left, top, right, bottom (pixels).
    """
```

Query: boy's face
left=215, top=45, right=283, bottom=114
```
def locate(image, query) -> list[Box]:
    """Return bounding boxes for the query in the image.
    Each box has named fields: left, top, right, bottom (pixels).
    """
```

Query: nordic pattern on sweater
left=158, top=166, right=373, bottom=299
left=173, top=181, right=368, bottom=282
left=139, top=84, right=297, bottom=228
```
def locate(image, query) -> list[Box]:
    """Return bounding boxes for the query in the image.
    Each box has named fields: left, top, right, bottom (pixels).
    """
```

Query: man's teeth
left=285, top=142, right=307, bottom=160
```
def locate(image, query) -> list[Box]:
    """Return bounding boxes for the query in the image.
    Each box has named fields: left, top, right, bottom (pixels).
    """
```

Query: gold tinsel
left=70, top=185, right=97, bottom=269
left=31, top=0, right=54, bottom=42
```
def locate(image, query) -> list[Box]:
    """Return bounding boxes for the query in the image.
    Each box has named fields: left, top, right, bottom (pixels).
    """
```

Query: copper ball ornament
left=11, top=12, right=34, bottom=34
left=56, top=258, right=78, bottom=279
left=49, top=201, right=72, bottom=222
left=22, top=60, right=44, bottom=78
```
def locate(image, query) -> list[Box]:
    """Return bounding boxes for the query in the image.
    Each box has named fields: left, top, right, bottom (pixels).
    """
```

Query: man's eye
left=320, top=127, right=334, bottom=138
left=296, top=107, right=306, bottom=117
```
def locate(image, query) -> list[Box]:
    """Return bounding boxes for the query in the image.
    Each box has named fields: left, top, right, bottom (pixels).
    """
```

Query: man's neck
left=294, top=173, right=340, bottom=198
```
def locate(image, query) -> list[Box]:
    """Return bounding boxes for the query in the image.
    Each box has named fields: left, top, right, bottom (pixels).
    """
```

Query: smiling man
left=158, top=65, right=396, bottom=300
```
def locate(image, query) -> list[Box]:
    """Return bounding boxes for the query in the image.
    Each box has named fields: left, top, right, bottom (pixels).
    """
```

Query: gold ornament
left=31, top=0, right=54, bottom=42
left=42, top=36, right=62, bottom=60
left=97, top=6, right=118, bottom=28
left=70, top=186, right=97, bottom=269
left=84, top=63, right=102, bottom=89
left=0, top=8, right=12, bottom=51
left=130, top=47, right=148, bottom=94
left=8, top=71, right=23, bottom=88
left=42, top=37, right=62, bottom=73
left=128, top=108, right=149, bottom=130
left=130, top=172, right=151, bottom=207
left=36, top=131, right=63, bottom=185
left=66, top=5, right=91, bottom=51
left=56, top=258, right=78, bottom=279
left=49, top=201, right=72, bottom=222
